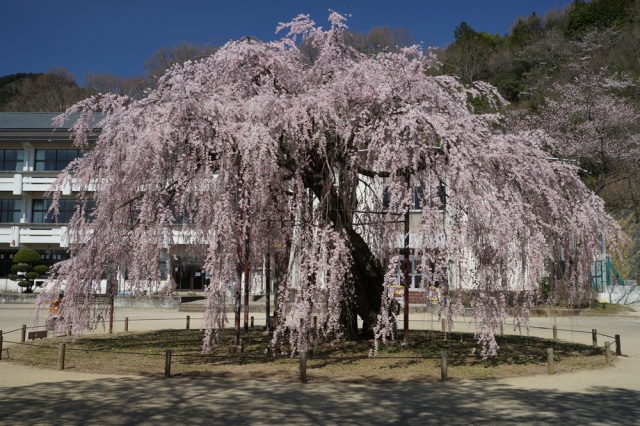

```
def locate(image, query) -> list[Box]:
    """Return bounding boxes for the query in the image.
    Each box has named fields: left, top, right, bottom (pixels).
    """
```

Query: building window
left=0, top=199, right=21, bottom=223
left=35, top=149, right=81, bottom=171
left=0, top=150, right=24, bottom=171
left=38, top=249, right=70, bottom=267
left=32, top=199, right=76, bottom=223
left=412, top=187, right=424, bottom=211
left=32, top=199, right=95, bottom=223
left=382, top=186, right=424, bottom=211
left=396, top=255, right=423, bottom=289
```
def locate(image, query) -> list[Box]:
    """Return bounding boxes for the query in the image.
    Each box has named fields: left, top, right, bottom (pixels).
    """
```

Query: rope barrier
left=0, top=340, right=560, bottom=361
left=0, top=337, right=556, bottom=362
left=3, top=312, right=621, bottom=375
left=2, top=339, right=44, bottom=348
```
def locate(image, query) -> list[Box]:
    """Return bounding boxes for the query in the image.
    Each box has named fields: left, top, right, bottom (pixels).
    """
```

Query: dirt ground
left=2, top=303, right=640, bottom=425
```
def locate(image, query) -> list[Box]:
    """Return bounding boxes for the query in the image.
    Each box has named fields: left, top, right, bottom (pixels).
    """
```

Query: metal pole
left=125, top=317, right=129, bottom=332
left=403, top=208, right=410, bottom=345
left=265, top=251, right=271, bottom=333
left=243, top=243, right=250, bottom=337
left=186, top=315, right=190, bottom=330
left=109, top=277, right=115, bottom=335
left=234, top=279, right=241, bottom=346
left=243, top=259, right=250, bottom=337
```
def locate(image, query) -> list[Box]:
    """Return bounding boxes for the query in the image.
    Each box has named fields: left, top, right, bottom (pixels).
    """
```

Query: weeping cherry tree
left=37, top=13, right=616, bottom=357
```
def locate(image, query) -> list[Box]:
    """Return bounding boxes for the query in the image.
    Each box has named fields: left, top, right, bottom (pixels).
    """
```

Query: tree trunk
left=347, top=226, right=385, bottom=338
left=303, top=161, right=385, bottom=338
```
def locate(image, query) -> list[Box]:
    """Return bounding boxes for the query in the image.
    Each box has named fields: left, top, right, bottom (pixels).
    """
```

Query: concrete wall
left=0, top=292, right=180, bottom=308
left=599, top=281, right=640, bottom=305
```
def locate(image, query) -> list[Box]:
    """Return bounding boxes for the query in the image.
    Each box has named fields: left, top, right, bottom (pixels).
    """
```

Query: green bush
left=10, top=248, right=49, bottom=293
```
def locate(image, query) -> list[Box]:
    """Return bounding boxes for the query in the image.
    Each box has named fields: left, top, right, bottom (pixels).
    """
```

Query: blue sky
left=1, top=1, right=573, bottom=86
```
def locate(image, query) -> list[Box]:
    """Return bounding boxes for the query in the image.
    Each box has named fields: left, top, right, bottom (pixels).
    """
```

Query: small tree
left=9, top=248, right=49, bottom=293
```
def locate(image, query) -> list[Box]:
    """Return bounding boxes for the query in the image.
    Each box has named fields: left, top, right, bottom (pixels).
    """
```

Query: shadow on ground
left=1, top=374, right=639, bottom=425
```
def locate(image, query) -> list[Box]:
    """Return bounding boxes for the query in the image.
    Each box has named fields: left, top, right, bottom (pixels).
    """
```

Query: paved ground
left=1, top=303, right=640, bottom=425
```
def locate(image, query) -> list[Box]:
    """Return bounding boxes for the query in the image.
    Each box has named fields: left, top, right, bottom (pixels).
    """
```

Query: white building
left=0, top=112, right=96, bottom=292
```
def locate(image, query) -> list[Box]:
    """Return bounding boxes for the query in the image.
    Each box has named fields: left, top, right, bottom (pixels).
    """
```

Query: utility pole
left=403, top=207, right=410, bottom=345
left=265, top=252, right=271, bottom=333
left=243, top=235, right=250, bottom=337
left=403, top=172, right=411, bottom=345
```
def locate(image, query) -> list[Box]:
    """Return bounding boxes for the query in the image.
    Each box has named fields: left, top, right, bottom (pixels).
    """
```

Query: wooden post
left=441, top=318, right=446, bottom=333
left=165, top=349, right=172, bottom=377
left=300, top=351, right=307, bottom=383
left=547, top=348, right=554, bottom=375
left=592, top=329, right=598, bottom=348
left=58, top=343, right=66, bottom=370
left=605, top=342, right=612, bottom=365
left=124, top=317, right=129, bottom=332
left=553, top=326, right=557, bottom=342
left=186, top=315, right=190, bottom=330
left=250, top=316, right=254, bottom=328
left=0, top=330, right=3, bottom=360
left=615, top=334, right=621, bottom=356
left=21, top=324, right=26, bottom=343
left=440, top=350, right=448, bottom=381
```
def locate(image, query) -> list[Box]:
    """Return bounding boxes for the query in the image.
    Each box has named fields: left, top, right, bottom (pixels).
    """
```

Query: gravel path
left=1, top=304, right=639, bottom=425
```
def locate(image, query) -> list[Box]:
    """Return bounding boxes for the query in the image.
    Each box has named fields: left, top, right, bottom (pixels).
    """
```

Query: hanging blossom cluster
left=37, top=12, right=616, bottom=356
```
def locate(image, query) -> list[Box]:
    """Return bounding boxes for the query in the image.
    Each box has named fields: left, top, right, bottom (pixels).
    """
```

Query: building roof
left=0, top=112, right=103, bottom=130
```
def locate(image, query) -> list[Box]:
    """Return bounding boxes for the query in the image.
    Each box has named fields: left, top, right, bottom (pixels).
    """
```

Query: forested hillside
left=0, top=68, right=92, bottom=112
left=439, top=0, right=640, bottom=279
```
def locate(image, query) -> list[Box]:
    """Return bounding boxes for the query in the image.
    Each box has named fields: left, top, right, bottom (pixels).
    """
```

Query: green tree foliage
left=440, top=22, right=503, bottom=85
left=9, top=248, right=49, bottom=293
left=439, top=3, right=640, bottom=102
left=564, top=0, right=635, bottom=36
left=509, top=13, right=543, bottom=48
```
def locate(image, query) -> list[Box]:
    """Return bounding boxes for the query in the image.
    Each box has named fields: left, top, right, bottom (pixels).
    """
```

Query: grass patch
left=584, top=301, right=634, bottom=315
left=5, top=327, right=608, bottom=383
left=526, top=302, right=634, bottom=317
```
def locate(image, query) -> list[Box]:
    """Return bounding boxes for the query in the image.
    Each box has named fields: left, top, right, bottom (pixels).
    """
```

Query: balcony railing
left=0, top=172, right=74, bottom=195
left=0, top=223, right=68, bottom=247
